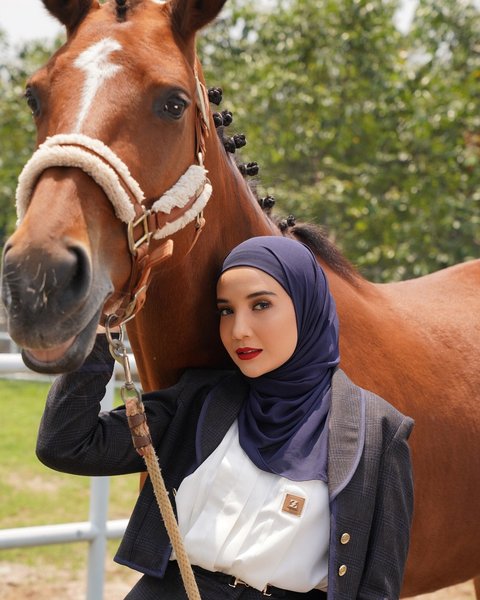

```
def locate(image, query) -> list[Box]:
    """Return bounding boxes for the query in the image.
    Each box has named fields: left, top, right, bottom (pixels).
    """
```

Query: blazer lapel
left=197, top=367, right=366, bottom=499
left=197, top=372, right=249, bottom=463
left=328, top=369, right=366, bottom=500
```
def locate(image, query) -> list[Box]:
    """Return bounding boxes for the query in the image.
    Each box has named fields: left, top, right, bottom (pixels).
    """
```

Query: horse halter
left=15, top=75, right=212, bottom=326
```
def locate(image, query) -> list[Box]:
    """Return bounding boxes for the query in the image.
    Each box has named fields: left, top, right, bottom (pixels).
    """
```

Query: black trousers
left=124, top=561, right=328, bottom=600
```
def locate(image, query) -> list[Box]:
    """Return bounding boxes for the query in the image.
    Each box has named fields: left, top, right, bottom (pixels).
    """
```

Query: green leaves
left=1, top=2, right=479, bottom=282
left=200, top=0, right=480, bottom=281
left=0, top=38, right=59, bottom=243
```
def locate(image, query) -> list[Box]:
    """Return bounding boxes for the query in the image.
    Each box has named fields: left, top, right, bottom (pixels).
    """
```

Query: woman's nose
left=231, top=312, right=251, bottom=340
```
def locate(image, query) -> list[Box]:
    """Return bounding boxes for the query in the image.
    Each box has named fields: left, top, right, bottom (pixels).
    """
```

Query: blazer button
left=340, top=532, right=351, bottom=545
left=338, top=564, right=347, bottom=577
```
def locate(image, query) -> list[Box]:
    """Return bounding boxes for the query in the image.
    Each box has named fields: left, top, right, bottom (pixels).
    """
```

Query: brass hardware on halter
left=195, top=211, right=205, bottom=230
left=127, top=208, right=153, bottom=256
left=105, top=318, right=152, bottom=455
left=121, top=284, right=149, bottom=324
left=106, top=318, right=133, bottom=382
left=184, top=212, right=206, bottom=257
left=109, top=239, right=174, bottom=327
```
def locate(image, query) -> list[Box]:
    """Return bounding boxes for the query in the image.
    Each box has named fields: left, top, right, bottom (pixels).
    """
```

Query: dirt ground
left=0, top=559, right=139, bottom=599
left=406, top=581, right=476, bottom=600
left=0, top=561, right=476, bottom=599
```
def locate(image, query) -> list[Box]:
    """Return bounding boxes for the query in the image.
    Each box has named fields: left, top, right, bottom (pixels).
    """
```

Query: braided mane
left=210, top=87, right=360, bottom=284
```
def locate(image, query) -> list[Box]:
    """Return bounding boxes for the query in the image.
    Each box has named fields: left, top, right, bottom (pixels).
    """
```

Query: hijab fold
left=220, top=236, right=340, bottom=482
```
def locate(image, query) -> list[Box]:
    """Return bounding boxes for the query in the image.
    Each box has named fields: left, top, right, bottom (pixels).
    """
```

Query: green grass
left=0, top=378, right=139, bottom=573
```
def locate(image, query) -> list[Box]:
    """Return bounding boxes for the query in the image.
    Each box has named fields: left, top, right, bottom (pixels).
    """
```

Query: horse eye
left=25, top=87, right=40, bottom=117
left=163, top=97, right=187, bottom=119
left=153, top=92, right=189, bottom=121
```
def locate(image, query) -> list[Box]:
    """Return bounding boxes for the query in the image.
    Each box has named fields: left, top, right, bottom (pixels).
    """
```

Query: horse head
left=1, top=0, right=232, bottom=375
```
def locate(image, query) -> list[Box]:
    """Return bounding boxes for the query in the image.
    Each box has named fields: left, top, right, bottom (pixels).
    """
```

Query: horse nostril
left=2, top=242, right=12, bottom=257
left=62, top=244, right=92, bottom=304
left=1, top=243, right=17, bottom=310
left=1, top=242, right=92, bottom=318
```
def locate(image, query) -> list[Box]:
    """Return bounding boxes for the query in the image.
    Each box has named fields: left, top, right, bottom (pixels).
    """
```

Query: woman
left=36, top=236, right=414, bottom=599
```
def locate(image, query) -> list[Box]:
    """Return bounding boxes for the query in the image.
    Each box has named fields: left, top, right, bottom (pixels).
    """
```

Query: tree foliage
left=0, top=36, right=59, bottom=243
left=1, top=1, right=479, bottom=281
left=199, top=0, right=480, bottom=281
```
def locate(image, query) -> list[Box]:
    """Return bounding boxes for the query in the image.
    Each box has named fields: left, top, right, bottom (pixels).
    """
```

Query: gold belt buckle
left=229, top=576, right=249, bottom=588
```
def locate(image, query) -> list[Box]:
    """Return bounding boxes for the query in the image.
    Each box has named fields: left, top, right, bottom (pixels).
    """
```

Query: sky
left=1, top=1, right=63, bottom=44
left=1, top=0, right=418, bottom=44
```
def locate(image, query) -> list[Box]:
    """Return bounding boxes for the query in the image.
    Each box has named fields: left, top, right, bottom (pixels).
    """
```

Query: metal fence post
left=0, top=352, right=135, bottom=599
left=86, top=375, right=115, bottom=600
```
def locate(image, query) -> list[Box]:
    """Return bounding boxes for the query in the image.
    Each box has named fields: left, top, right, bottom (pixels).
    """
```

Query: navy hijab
left=220, top=236, right=340, bottom=482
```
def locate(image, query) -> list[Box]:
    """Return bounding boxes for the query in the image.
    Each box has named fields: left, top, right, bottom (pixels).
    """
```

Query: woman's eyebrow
left=216, top=290, right=277, bottom=304
left=246, top=290, right=277, bottom=299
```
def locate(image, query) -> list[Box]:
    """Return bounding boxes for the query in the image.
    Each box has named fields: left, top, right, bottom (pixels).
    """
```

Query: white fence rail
left=0, top=353, right=138, bottom=600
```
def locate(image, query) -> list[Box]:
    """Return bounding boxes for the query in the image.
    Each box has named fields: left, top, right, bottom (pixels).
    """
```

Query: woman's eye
left=163, top=97, right=187, bottom=119
left=253, top=301, right=271, bottom=311
left=218, top=307, right=232, bottom=317
left=25, top=87, right=40, bottom=117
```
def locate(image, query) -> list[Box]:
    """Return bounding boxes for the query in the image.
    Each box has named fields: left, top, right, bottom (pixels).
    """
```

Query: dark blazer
left=37, top=335, right=414, bottom=599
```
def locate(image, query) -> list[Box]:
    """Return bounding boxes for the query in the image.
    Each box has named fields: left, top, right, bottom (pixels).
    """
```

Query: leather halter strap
left=15, top=76, right=211, bottom=326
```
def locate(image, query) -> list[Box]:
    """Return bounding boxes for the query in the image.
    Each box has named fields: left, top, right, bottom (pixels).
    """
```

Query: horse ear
left=169, top=0, right=227, bottom=40
left=42, top=0, right=100, bottom=35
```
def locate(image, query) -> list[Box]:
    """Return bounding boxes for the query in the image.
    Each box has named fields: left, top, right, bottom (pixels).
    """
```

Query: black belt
left=192, top=565, right=327, bottom=598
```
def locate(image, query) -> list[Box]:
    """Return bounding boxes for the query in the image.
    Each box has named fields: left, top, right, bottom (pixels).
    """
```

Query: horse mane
left=211, top=94, right=361, bottom=286
left=115, top=0, right=128, bottom=22
left=289, top=223, right=361, bottom=285
left=114, top=0, right=144, bottom=22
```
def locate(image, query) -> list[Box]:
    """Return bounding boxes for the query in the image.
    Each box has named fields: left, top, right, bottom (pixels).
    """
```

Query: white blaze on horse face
left=73, top=38, right=123, bottom=132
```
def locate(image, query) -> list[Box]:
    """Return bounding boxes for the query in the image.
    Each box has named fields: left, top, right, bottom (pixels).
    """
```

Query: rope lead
left=105, top=319, right=202, bottom=600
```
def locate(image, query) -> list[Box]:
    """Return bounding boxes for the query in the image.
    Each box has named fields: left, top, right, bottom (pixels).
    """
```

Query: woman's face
left=216, top=267, right=298, bottom=378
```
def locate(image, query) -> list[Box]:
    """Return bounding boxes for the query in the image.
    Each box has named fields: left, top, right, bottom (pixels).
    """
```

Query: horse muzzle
left=1, top=238, right=109, bottom=373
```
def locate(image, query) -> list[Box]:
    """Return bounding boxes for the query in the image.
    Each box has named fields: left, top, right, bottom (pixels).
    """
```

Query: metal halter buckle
left=127, top=209, right=152, bottom=255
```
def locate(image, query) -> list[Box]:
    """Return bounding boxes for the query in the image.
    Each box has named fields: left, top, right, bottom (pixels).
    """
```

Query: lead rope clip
left=104, top=316, right=202, bottom=600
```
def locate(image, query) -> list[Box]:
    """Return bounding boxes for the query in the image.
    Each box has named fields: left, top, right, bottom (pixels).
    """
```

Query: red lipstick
left=236, top=347, right=262, bottom=361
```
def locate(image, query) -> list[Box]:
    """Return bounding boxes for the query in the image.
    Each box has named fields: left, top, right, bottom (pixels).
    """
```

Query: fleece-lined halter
left=15, top=75, right=212, bottom=325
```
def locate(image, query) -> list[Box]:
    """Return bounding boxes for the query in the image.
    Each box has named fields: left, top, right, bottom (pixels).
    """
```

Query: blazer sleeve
left=358, top=416, right=414, bottom=600
left=36, top=334, right=178, bottom=477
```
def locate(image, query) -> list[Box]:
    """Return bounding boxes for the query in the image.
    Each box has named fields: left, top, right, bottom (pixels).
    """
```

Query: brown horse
left=2, top=0, right=479, bottom=597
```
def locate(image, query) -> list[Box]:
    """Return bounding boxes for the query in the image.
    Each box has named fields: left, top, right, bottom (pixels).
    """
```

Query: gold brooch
left=282, top=493, right=306, bottom=517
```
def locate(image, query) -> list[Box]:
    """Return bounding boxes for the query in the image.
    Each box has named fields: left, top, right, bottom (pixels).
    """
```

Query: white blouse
left=173, top=421, right=329, bottom=593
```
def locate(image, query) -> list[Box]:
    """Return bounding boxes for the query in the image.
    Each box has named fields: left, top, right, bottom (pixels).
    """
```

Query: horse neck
left=319, top=260, right=418, bottom=414
left=127, top=134, right=277, bottom=390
